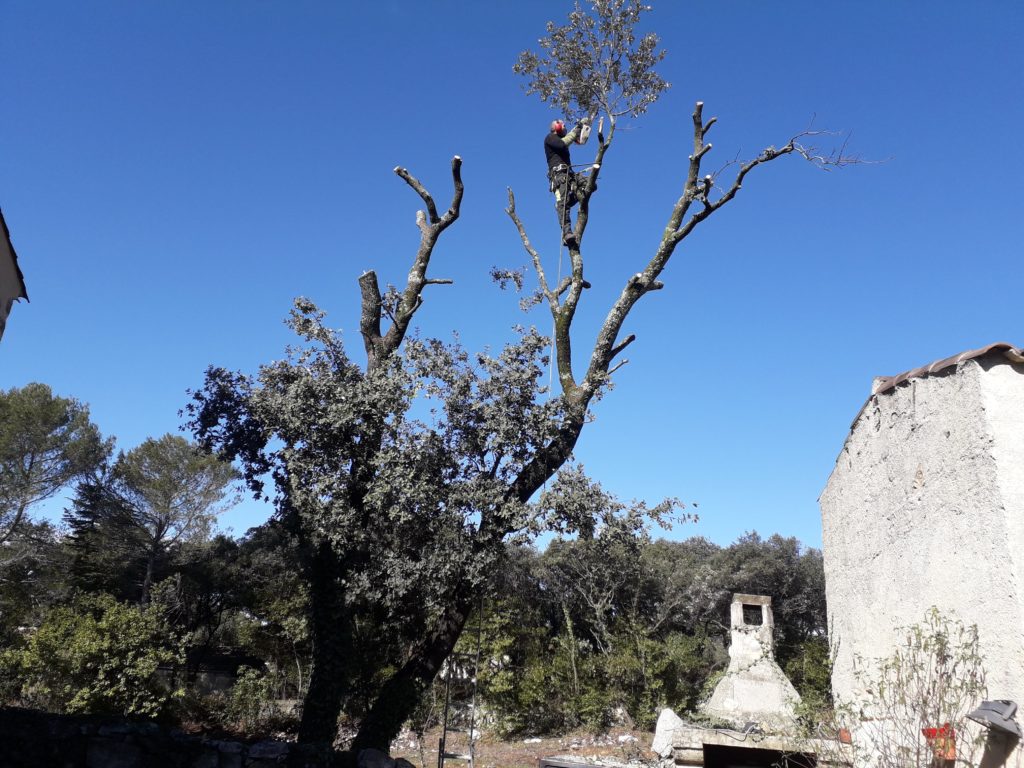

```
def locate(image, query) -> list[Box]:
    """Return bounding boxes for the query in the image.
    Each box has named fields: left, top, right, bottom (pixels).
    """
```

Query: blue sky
left=2, top=1, right=1022, bottom=548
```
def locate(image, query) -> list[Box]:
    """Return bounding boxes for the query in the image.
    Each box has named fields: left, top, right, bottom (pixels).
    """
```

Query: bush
left=225, top=665, right=277, bottom=733
left=14, top=593, right=184, bottom=717
left=783, top=636, right=833, bottom=712
left=850, top=608, right=987, bottom=768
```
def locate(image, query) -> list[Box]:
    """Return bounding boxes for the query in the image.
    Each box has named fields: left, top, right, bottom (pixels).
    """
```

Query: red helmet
left=550, top=119, right=566, bottom=136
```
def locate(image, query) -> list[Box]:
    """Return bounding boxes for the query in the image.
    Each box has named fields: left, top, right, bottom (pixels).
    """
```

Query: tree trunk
left=140, top=542, right=158, bottom=605
left=298, top=544, right=356, bottom=746
left=350, top=592, right=475, bottom=754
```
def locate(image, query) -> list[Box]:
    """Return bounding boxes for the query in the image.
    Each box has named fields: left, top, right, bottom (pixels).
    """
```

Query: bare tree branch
left=360, top=157, right=464, bottom=370
left=610, top=333, right=636, bottom=360
left=505, top=188, right=557, bottom=312
left=607, top=358, right=629, bottom=376
left=702, top=116, right=717, bottom=138
left=505, top=100, right=858, bottom=508
left=394, top=166, right=440, bottom=224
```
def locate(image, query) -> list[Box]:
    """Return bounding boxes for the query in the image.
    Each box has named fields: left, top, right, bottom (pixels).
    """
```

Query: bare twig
left=394, top=166, right=440, bottom=224
left=505, top=188, right=558, bottom=313
left=610, top=334, right=636, bottom=360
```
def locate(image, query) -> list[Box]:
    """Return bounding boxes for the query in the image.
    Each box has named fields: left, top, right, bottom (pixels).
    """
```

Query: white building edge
left=820, top=342, right=1024, bottom=766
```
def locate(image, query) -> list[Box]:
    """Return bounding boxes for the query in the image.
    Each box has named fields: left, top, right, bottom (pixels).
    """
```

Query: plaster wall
left=980, top=361, right=1024, bottom=699
left=821, top=358, right=1024, bottom=707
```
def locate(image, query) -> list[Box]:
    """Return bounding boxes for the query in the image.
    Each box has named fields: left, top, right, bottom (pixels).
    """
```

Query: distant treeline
left=0, top=382, right=828, bottom=738
left=3, top=514, right=827, bottom=736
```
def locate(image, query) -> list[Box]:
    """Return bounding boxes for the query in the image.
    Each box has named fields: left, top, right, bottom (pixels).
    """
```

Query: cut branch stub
left=360, top=157, right=464, bottom=371
left=359, top=271, right=385, bottom=366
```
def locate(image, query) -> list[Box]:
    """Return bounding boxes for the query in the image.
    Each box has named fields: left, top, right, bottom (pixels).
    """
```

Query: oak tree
left=187, top=0, right=851, bottom=752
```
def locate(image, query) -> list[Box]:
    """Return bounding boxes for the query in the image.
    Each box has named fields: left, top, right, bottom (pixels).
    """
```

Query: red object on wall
left=922, top=724, right=956, bottom=760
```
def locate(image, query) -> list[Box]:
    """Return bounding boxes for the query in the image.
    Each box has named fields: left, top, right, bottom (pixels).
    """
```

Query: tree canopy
left=65, top=434, right=237, bottom=604
left=514, top=0, right=669, bottom=122
left=0, top=383, right=110, bottom=552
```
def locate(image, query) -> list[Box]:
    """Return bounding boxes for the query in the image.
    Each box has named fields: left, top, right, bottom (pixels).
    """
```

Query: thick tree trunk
left=298, top=544, right=355, bottom=746
left=350, top=592, right=475, bottom=754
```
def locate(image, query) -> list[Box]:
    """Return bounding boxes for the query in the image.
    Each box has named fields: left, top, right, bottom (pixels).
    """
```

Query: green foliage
left=231, top=523, right=311, bottom=699
left=171, top=298, right=826, bottom=746
left=226, top=665, right=277, bottom=733
left=451, top=530, right=826, bottom=736
left=64, top=478, right=149, bottom=600
left=114, top=434, right=238, bottom=547
left=12, top=593, right=184, bottom=717
left=0, top=382, right=110, bottom=549
left=0, top=520, right=70, bottom=647
left=783, top=636, right=832, bottom=712
left=514, top=0, right=669, bottom=122
left=186, top=300, right=603, bottom=742
left=64, top=434, right=237, bottom=604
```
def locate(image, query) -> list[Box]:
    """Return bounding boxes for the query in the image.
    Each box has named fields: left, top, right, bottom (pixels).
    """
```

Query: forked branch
left=583, top=101, right=858, bottom=394
left=360, top=157, right=464, bottom=370
left=506, top=100, right=856, bottom=507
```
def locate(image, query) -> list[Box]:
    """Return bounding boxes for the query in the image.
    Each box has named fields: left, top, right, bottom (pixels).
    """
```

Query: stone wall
left=0, top=707, right=338, bottom=768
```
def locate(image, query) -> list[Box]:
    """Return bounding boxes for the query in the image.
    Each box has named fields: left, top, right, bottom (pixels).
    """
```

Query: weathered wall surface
left=821, top=356, right=1024, bottom=709
left=983, top=359, right=1024, bottom=697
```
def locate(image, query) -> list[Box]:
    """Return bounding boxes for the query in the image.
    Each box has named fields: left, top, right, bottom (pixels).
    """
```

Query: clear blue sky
left=3, top=1, right=1022, bottom=548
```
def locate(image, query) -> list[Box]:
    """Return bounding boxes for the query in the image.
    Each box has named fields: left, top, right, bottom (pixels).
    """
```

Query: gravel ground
left=391, top=728, right=658, bottom=768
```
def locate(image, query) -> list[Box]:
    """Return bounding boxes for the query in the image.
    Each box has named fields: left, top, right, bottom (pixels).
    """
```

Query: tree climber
left=544, top=117, right=594, bottom=248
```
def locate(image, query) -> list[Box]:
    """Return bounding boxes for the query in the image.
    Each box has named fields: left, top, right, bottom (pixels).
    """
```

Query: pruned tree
left=186, top=0, right=853, bottom=753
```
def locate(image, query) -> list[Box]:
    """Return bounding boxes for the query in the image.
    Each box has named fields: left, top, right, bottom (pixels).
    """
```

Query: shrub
left=15, top=593, right=184, bottom=717
left=225, top=665, right=277, bottom=733
left=851, top=608, right=987, bottom=768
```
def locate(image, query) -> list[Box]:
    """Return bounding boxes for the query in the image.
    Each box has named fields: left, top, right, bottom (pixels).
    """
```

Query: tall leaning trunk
left=350, top=591, right=475, bottom=753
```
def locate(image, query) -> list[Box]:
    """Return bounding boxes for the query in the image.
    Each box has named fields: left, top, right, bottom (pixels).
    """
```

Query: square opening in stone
left=742, top=604, right=763, bottom=626
left=704, top=744, right=815, bottom=768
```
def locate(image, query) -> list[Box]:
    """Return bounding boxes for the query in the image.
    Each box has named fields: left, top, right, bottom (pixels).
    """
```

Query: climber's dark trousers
left=550, top=170, right=576, bottom=240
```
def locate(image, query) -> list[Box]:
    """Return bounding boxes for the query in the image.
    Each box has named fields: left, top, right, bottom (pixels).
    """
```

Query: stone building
left=820, top=343, right=1024, bottom=762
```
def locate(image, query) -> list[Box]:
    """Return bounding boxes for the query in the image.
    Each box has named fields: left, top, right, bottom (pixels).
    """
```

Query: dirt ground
left=390, top=728, right=658, bottom=768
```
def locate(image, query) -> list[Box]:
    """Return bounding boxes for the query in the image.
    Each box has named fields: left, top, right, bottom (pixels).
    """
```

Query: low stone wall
left=0, top=707, right=339, bottom=767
